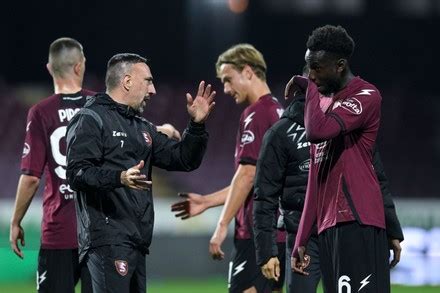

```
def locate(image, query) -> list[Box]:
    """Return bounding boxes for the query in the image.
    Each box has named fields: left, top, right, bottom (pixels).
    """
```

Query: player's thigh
left=228, top=239, right=272, bottom=293
left=37, top=248, right=76, bottom=293
left=86, top=245, right=141, bottom=293
left=319, top=222, right=390, bottom=293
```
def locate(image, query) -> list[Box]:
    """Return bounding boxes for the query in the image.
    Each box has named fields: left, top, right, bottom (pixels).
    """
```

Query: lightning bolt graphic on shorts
left=358, top=273, right=372, bottom=291
left=233, top=261, right=247, bottom=277
left=37, top=270, right=47, bottom=290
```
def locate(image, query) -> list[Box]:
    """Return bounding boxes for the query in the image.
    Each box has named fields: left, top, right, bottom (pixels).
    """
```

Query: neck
left=53, top=77, right=82, bottom=94
left=247, top=80, right=271, bottom=105
left=338, top=70, right=355, bottom=92
left=106, top=89, right=131, bottom=107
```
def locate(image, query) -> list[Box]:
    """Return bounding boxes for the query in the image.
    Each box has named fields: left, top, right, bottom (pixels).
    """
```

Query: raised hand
left=186, top=81, right=216, bottom=123
left=284, top=75, right=309, bottom=100
left=120, top=160, right=152, bottom=190
left=171, top=192, right=207, bottom=220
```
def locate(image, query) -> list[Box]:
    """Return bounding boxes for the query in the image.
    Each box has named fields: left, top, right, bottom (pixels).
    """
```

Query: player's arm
left=157, top=123, right=181, bottom=141
left=253, top=129, right=286, bottom=280
left=9, top=175, right=40, bottom=259
left=209, top=164, right=255, bottom=260
left=372, top=146, right=403, bottom=268
left=291, top=76, right=380, bottom=143
left=66, top=110, right=125, bottom=191
left=150, top=119, right=208, bottom=172
left=171, top=186, right=230, bottom=220
left=291, top=152, right=317, bottom=276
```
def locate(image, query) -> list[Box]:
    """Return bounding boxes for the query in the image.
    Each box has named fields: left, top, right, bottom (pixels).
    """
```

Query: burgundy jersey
left=21, top=89, right=95, bottom=249
left=234, top=94, right=283, bottom=240
left=294, top=77, right=385, bottom=253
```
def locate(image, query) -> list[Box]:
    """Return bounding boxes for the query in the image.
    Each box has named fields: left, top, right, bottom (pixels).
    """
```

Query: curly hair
left=216, top=44, right=267, bottom=81
left=306, top=25, right=355, bottom=59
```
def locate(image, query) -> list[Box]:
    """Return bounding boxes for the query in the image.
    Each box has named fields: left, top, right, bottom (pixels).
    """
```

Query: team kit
left=10, top=25, right=403, bottom=293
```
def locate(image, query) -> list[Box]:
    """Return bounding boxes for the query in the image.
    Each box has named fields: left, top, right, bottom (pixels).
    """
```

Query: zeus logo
left=359, top=274, right=372, bottom=291
left=356, top=89, right=375, bottom=96
left=243, top=112, right=255, bottom=129
left=233, top=261, right=247, bottom=276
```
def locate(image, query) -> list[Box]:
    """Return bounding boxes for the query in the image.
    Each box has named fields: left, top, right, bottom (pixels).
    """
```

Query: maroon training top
left=293, top=77, right=385, bottom=256
left=21, top=89, right=95, bottom=249
left=233, top=94, right=284, bottom=240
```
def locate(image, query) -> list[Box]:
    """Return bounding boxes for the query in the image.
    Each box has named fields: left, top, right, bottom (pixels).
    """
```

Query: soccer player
left=290, top=25, right=403, bottom=293
left=9, top=37, right=182, bottom=293
left=254, top=65, right=404, bottom=292
left=171, top=44, right=285, bottom=293
left=66, top=53, right=215, bottom=293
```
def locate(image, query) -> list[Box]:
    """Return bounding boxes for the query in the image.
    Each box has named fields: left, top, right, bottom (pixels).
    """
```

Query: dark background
left=0, top=0, right=439, bottom=198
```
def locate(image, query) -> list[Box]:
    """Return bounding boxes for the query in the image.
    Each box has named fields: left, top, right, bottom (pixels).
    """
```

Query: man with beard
left=66, top=53, right=215, bottom=293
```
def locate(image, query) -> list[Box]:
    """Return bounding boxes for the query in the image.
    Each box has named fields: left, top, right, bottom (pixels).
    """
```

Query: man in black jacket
left=253, top=75, right=403, bottom=293
left=66, top=53, right=215, bottom=293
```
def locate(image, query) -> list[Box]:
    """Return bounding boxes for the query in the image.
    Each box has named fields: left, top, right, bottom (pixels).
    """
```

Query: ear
left=122, top=74, right=132, bottom=91
left=243, top=65, right=253, bottom=80
left=336, top=59, right=347, bottom=73
left=46, top=63, right=53, bottom=76
left=73, top=62, right=82, bottom=76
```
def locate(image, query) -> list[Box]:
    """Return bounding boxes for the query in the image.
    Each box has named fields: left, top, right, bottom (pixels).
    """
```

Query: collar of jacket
left=95, top=93, right=140, bottom=118
left=282, top=94, right=305, bottom=125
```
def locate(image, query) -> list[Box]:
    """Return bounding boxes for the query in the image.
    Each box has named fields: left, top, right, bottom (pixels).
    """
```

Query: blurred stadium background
left=1, top=0, right=439, bottom=292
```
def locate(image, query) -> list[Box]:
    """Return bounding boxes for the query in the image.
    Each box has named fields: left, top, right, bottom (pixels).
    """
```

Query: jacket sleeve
left=66, top=109, right=124, bottom=192
left=151, top=120, right=208, bottom=171
left=373, top=146, right=404, bottom=241
left=253, top=128, right=286, bottom=266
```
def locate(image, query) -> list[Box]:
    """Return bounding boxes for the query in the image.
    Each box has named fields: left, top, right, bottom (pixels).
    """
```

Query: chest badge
left=142, top=131, right=152, bottom=146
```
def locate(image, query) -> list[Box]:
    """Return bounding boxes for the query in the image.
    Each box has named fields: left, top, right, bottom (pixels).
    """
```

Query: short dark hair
left=306, top=25, right=355, bottom=59
left=48, top=37, right=84, bottom=78
left=105, top=53, right=148, bottom=90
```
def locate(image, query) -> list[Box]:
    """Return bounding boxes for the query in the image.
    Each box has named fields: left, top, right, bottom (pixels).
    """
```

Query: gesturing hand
left=187, top=81, right=216, bottom=123
left=171, top=192, right=207, bottom=220
left=120, top=160, right=152, bottom=190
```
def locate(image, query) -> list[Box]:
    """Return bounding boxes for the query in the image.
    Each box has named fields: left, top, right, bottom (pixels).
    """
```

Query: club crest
left=115, top=260, right=128, bottom=276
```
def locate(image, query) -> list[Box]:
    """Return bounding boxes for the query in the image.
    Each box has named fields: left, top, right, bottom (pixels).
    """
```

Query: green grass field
left=0, top=279, right=438, bottom=293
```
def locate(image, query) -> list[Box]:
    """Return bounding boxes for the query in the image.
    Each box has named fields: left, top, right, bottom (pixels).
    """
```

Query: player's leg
left=71, top=248, right=93, bottom=293
left=319, top=221, right=390, bottom=293
left=129, top=251, right=147, bottom=293
left=286, top=233, right=321, bottom=293
left=228, top=239, right=272, bottom=293
left=37, top=248, right=76, bottom=293
left=86, top=245, right=137, bottom=293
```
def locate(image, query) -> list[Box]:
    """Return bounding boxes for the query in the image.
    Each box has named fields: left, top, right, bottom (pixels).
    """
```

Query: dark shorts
left=228, top=239, right=272, bottom=293
left=318, top=221, right=390, bottom=293
left=37, top=248, right=92, bottom=293
left=272, top=241, right=286, bottom=291
left=86, top=245, right=146, bottom=293
left=286, top=232, right=321, bottom=293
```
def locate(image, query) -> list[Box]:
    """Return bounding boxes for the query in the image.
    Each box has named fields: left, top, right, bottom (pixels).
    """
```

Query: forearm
left=10, top=175, right=40, bottom=225
left=67, top=163, right=123, bottom=192
left=304, top=82, right=342, bottom=142
left=204, top=186, right=230, bottom=209
left=217, top=166, right=254, bottom=227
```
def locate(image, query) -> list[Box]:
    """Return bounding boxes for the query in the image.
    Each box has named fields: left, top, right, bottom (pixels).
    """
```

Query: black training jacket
left=66, top=93, right=208, bottom=261
left=253, top=95, right=404, bottom=266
